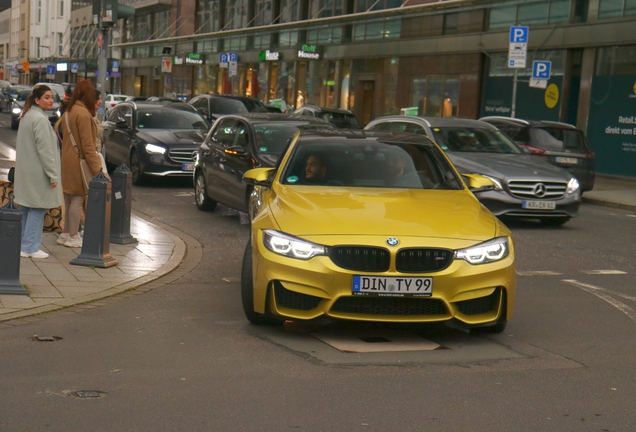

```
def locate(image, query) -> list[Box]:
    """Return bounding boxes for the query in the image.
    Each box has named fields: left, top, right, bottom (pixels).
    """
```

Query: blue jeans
left=20, top=206, right=47, bottom=254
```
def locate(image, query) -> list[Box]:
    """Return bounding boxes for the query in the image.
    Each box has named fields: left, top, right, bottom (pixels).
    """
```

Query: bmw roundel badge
left=386, top=237, right=399, bottom=246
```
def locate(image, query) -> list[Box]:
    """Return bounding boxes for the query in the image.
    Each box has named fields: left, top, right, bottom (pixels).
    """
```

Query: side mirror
left=244, top=167, right=275, bottom=187
left=463, top=173, right=496, bottom=193
left=115, top=120, right=129, bottom=129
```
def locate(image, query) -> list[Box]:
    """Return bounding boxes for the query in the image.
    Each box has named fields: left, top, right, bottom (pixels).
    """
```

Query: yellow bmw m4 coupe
left=242, top=131, right=516, bottom=333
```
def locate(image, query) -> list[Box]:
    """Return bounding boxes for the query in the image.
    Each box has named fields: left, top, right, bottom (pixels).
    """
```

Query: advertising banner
left=480, top=76, right=563, bottom=121
left=587, top=75, right=636, bottom=177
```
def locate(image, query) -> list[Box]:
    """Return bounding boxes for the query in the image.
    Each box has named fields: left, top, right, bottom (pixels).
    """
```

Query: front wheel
left=194, top=171, right=217, bottom=211
left=130, top=150, right=146, bottom=185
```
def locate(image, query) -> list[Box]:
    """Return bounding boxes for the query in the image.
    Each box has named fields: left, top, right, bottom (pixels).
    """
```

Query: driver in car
left=304, top=152, right=332, bottom=185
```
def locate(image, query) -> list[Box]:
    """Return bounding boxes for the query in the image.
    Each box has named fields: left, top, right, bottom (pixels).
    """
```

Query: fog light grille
left=455, top=288, right=500, bottom=315
left=331, top=296, right=447, bottom=316
left=273, top=281, right=322, bottom=311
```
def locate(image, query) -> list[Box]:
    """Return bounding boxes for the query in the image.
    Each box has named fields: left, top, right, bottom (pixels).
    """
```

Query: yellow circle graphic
left=545, top=84, right=559, bottom=109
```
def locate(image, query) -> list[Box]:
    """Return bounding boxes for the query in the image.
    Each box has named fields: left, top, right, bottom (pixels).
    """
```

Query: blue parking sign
left=229, top=52, right=238, bottom=62
left=532, top=61, right=551, bottom=80
left=509, top=26, right=529, bottom=43
left=219, top=53, right=228, bottom=64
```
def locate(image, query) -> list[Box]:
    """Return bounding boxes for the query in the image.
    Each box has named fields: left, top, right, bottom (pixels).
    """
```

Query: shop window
left=411, top=75, right=459, bottom=118
left=573, top=0, right=589, bottom=21
left=487, top=50, right=565, bottom=77
left=279, top=31, right=298, bottom=46
left=198, top=40, right=218, bottom=53
left=443, top=13, right=459, bottom=35
left=599, top=0, right=636, bottom=16
left=488, top=5, right=517, bottom=28
left=548, top=0, right=571, bottom=22
left=518, top=2, right=549, bottom=24
left=384, top=20, right=400, bottom=38
left=253, top=34, right=271, bottom=49
left=352, top=20, right=400, bottom=41
left=596, top=45, right=636, bottom=75
left=366, top=22, right=385, bottom=40
left=227, top=37, right=247, bottom=50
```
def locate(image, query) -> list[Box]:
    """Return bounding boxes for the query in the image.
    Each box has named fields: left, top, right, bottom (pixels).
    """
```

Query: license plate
left=555, top=157, right=578, bottom=165
left=182, top=163, right=194, bottom=171
left=522, top=200, right=556, bottom=209
left=352, top=275, right=433, bottom=297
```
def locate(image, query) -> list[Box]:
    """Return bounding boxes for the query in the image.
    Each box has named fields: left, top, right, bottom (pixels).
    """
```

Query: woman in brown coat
left=59, top=80, right=101, bottom=248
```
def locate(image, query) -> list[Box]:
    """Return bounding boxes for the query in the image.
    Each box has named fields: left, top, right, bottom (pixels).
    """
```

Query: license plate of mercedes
left=182, top=163, right=194, bottom=171
left=555, top=157, right=578, bottom=165
left=352, top=275, right=433, bottom=297
left=522, top=200, right=556, bottom=209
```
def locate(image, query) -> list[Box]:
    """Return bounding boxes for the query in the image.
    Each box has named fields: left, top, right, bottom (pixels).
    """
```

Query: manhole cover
left=71, top=391, right=108, bottom=399
left=30, top=336, right=63, bottom=342
left=312, top=329, right=442, bottom=353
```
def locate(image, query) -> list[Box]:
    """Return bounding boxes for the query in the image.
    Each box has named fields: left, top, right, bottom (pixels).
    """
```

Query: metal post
left=0, top=195, right=28, bottom=295
left=110, top=162, right=137, bottom=245
left=511, top=69, right=518, bottom=118
left=70, top=172, right=118, bottom=268
left=97, top=25, right=107, bottom=121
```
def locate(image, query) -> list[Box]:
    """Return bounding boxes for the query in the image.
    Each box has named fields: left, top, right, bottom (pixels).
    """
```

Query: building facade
left=110, top=0, right=635, bottom=177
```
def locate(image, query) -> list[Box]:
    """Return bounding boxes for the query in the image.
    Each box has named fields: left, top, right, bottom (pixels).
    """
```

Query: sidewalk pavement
left=1, top=133, right=635, bottom=322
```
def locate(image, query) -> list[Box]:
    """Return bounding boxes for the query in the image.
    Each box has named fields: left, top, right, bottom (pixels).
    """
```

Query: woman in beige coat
left=13, top=85, right=63, bottom=259
left=59, top=80, right=100, bottom=248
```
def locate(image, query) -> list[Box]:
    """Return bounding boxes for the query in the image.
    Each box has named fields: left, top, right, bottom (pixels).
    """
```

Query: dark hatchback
left=480, top=117, right=595, bottom=192
left=194, top=113, right=333, bottom=216
left=103, top=102, right=210, bottom=185
left=188, top=94, right=268, bottom=123
left=293, top=104, right=362, bottom=129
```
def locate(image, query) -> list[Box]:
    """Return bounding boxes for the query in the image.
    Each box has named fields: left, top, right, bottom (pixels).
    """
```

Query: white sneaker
left=30, top=250, right=49, bottom=259
left=20, top=251, right=31, bottom=258
left=64, top=235, right=83, bottom=248
left=57, top=233, right=70, bottom=245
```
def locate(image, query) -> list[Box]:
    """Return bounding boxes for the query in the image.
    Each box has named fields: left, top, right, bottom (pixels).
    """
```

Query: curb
left=583, top=197, right=636, bottom=213
left=0, top=209, right=203, bottom=324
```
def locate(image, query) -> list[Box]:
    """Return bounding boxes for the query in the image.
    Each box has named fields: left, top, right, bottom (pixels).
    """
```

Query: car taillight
left=111, top=103, right=116, bottom=107
left=586, top=151, right=595, bottom=159
left=517, top=143, right=545, bottom=155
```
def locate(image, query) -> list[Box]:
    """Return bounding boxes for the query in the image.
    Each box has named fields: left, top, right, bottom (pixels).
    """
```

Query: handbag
left=8, top=166, right=14, bottom=183
left=65, top=113, right=109, bottom=191
left=0, top=180, right=63, bottom=232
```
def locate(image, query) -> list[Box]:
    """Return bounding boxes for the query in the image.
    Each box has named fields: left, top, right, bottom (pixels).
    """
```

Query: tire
left=129, top=150, right=146, bottom=185
left=241, top=240, right=281, bottom=325
left=540, top=217, right=570, bottom=227
left=194, top=170, right=217, bottom=211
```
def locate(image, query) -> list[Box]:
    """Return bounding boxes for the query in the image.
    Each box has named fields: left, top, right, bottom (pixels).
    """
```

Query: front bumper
left=475, top=189, right=580, bottom=219
left=141, top=146, right=197, bottom=177
left=252, top=233, right=516, bottom=326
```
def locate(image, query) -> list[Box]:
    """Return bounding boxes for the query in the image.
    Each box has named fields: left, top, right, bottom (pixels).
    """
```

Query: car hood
left=268, top=185, right=496, bottom=241
left=448, top=152, right=572, bottom=181
left=137, top=129, right=206, bottom=146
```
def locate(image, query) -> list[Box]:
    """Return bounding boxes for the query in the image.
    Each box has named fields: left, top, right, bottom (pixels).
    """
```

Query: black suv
left=480, top=117, right=595, bottom=192
left=293, top=104, right=362, bottom=129
left=188, top=94, right=267, bottom=123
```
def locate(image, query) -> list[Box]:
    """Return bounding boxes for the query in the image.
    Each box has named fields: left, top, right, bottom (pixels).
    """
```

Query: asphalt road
left=1, top=114, right=636, bottom=431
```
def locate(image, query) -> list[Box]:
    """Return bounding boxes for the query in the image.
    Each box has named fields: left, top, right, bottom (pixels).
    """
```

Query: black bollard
left=0, top=195, right=28, bottom=295
left=71, top=171, right=118, bottom=268
left=110, top=162, right=137, bottom=245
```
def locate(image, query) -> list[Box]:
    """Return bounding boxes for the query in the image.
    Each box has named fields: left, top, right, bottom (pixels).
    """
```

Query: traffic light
left=93, top=0, right=135, bottom=25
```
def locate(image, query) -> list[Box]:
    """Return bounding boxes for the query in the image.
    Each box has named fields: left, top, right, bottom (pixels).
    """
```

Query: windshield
left=318, top=112, right=361, bottom=129
left=529, top=127, right=589, bottom=152
left=280, top=138, right=463, bottom=190
left=431, top=127, right=523, bottom=154
left=17, top=91, right=31, bottom=101
left=137, top=108, right=208, bottom=130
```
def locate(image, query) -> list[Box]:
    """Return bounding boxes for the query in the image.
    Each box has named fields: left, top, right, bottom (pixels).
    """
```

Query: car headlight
left=455, top=237, right=509, bottom=265
left=145, top=143, right=166, bottom=155
left=12, top=106, right=22, bottom=114
left=566, top=177, right=580, bottom=194
left=482, top=175, right=504, bottom=191
left=263, top=230, right=326, bottom=260
left=56, top=109, right=61, bottom=117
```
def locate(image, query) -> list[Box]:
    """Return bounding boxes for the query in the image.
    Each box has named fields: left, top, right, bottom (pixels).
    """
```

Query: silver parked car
left=365, top=116, right=581, bottom=226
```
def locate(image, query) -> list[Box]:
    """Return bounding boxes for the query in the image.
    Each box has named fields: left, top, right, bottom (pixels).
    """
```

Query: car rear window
left=529, top=127, right=589, bottom=153
left=137, top=108, right=208, bottom=130
left=318, top=112, right=361, bottom=129
left=431, top=127, right=523, bottom=154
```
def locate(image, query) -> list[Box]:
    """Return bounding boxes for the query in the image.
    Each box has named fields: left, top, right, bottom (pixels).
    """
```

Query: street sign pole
left=97, top=26, right=107, bottom=120
left=511, top=69, right=518, bottom=118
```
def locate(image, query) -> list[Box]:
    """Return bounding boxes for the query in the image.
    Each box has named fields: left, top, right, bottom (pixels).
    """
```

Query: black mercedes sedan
left=193, top=113, right=333, bottom=217
left=103, top=102, right=210, bottom=185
